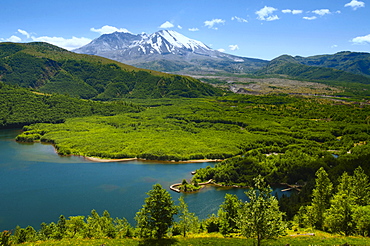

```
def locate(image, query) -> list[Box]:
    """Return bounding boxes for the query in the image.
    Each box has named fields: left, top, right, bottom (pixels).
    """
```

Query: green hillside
left=295, top=51, right=370, bottom=77
left=256, top=54, right=370, bottom=98
left=0, top=82, right=142, bottom=128
left=0, top=42, right=222, bottom=100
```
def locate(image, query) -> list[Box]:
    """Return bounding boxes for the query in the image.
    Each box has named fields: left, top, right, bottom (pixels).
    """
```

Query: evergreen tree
left=237, top=175, right=286, bottom=246
left=135, top=184, right=177, bottom=239
left=311, top=167, right=332, bottom=230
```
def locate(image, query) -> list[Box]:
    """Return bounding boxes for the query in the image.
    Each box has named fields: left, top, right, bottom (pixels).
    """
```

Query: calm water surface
left=0, top=129, right=288, bottom=230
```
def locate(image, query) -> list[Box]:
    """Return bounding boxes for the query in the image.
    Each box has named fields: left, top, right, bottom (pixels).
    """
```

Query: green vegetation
left=177, top=179, right=201, bottom=192
left=2, top=42, right=370, bottom=245
left=295, top=51, right=370, bottom=77
left=17, top=94, right=370, bottom=179
left=135, top=184, right=177, bottom=239
left=295, top=167, right=370, bottom=236
left=0, top=42, right=222, bottom=100
left=256, top=54, right=370, bottom=98
left=4, top=173, right=370, bottom=246
left=0, top=82, right=141, bottom=128
left=237, top=176, right=286, bottom=246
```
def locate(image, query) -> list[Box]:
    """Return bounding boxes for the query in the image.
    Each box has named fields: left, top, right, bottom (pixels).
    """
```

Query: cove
left=0, top=129, right=290, bottom=231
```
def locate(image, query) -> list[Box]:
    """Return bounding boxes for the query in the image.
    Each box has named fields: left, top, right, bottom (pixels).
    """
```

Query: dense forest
left=0, top=42, right=222, bottom=100
left=0, top=82, right=142, bottom=128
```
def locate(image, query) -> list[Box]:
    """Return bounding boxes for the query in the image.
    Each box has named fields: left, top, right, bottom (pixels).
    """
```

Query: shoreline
left=84, top=156, right=223, bottom=163
left=84, top=157, right=138, bottom=162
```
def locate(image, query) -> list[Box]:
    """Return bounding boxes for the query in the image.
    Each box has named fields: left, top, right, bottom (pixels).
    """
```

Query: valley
left=1, top=32, right=370, bottom=245
left=190, top=74, right=343, bottom=96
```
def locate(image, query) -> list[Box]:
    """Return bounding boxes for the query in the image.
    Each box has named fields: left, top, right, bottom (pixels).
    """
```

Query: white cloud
left=90, top=25, right=131, bottom=35
left=2, top=28, right=92, bottom=50
left=231, top=16, right=248, bottom=23
left=229, top=44, right=239, bottom=51
left=256, top=6, right=279, bottom=21
left=331, top=44, right=338, bottom=48
left=18, top=29, right=30, bottom=38
left=218, top=48, right=225, bottom=52
left=303, top=16, right=317, bottom=20
left=188, top=28, right=199, bottom=32
left=5, top=35, right=22, bottom=42
left=345, top=0, right=365, bottom=10
left=292, top=10, right=303, bottom=15
left=312, top=9, right=331, bottom=16
left=177, top=25, right=183, bottom=29
left=159, top=21, right=174, bottom=29
left=31, top=36, right=92, bottom=50
left=204, top=19, right=225, bottom=29
left=282, top=9, right=302, bottom=14
left=351, top=34, right=370, bottom=44
left=266, top=15, right=279, bottom=21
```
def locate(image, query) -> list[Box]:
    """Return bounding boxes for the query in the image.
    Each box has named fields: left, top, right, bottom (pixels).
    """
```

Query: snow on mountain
left=73, top=30, right=268, bottom=73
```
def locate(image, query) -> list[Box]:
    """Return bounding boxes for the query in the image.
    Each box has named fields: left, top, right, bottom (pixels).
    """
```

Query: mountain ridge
left=0, top=42, right=222, bottom=100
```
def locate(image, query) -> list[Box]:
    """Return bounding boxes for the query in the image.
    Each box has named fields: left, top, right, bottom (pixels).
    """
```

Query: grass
left=19, top=231, right=370, bottom=246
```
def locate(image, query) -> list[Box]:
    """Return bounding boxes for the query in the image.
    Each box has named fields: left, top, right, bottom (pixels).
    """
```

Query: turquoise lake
left=0, top=129, right=289, bottom=230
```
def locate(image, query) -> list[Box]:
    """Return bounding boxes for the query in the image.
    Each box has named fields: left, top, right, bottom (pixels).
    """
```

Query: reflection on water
left=0, top=129, right=290, bottom=231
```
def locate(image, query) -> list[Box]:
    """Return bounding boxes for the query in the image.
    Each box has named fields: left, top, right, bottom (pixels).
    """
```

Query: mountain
left=257, top=54, right=370, bottom=85
left=0, top=42, right=222, bottom=100
left=294, top=51, right=370, bottom=77
left=73, top=30, right=268, bottom=74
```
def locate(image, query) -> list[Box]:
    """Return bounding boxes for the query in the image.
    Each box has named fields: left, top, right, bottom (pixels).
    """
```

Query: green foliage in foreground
left=135, top=184, right=177, bottom=239
left=11, top=235, right=370, bottom=246
left=5, top=176, right=370, bottom=246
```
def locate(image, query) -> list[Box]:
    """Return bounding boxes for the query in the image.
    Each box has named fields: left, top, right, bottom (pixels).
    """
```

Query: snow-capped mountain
left=74, top=30, right=267, bottom=74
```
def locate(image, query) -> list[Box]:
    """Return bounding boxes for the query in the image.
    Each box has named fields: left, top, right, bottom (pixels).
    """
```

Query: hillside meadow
left=16, top=231, right=370, bottom=246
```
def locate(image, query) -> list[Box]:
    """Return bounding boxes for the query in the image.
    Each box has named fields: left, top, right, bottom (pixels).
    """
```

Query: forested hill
left=257, top=54, right=370, bottom=85
left=295, top=51, right=370, bottom=77
left=0, top=42, right=222, bottom=100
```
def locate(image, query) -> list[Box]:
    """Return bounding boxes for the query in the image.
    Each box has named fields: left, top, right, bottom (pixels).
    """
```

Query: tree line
left=0, top=177, right=285, bottom=246
left=1, top=167, right=370, bottom=246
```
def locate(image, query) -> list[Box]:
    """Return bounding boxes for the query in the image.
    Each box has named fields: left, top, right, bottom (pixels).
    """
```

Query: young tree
left=66, top=216, right=86, bottom=238
left=218, top=193, right=242, bottom=235
left=177, top=196, right=199, bottom=237
left=352, top=166, right=370, bottom=206
left=135, top=184, right=177, bottom=239
left=237, top=175, right=286, bottom=246
left=54, top=215, right=67, bottom=239
left=311, top=167, right=332, bottom=230
left=324, top=172, right=355, bottom=235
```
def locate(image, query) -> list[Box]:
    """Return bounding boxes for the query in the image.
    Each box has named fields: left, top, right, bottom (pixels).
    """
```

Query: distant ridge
left=257, top=53, right=370, bottom=85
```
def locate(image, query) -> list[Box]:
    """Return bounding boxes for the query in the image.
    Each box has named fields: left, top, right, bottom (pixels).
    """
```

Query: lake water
left=0, top=129, right=289, bottom=231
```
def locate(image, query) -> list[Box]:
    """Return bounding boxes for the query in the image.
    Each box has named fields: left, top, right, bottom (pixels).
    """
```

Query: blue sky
left=1, top=0, right=369, bottom=60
